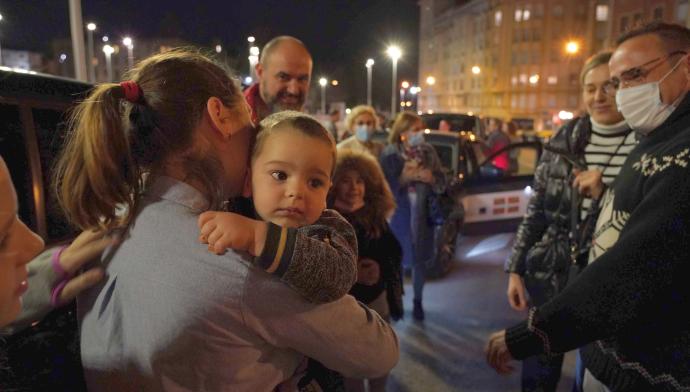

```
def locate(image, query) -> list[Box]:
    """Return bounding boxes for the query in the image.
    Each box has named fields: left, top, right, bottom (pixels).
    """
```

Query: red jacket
left=243, top=83, right=269, bottom=125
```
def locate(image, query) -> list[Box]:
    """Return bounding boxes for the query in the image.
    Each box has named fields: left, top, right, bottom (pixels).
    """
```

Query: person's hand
left=198, top=211, right=267, bottom=256
left=401, top=159, right=420, bottom=183
left=507, top=273, right=528, bottom=311
left=57, top=229, right=116, bottom=303
left=356, top=258, right=381, bottom=285
left=572, top=169, right=604, bottom=200
left=485, top=330, right=515, bottom=375
left=417, top=168, right=434, bottom=184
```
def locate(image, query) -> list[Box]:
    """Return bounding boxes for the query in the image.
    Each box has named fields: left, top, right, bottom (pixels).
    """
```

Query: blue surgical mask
left=407, top=132, right=425, bottom=147
left=355, top=125, right=371, bottom=142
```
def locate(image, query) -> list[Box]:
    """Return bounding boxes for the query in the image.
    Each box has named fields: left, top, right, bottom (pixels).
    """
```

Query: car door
left=460, top=141, right=542, bottom=232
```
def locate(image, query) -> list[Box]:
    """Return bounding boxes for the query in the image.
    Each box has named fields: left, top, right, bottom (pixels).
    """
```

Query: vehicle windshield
left=421, top=114, right=478, bottom=132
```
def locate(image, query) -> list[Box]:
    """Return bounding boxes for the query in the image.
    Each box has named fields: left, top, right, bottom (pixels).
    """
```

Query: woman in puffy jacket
left=504, top=52, right=636, bottom=392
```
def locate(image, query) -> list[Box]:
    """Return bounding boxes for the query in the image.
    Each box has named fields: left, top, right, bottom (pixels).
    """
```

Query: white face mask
left=615, top=57, right=686, bottom=135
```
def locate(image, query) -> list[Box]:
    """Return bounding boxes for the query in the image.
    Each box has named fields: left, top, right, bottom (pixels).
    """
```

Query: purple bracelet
left=50, top=245, right=72, bottom=307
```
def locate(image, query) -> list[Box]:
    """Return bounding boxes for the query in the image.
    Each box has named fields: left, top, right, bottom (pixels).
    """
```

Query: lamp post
left=247, top=36, right=256, bottom=78
left=386, top=45, right=402, bottom=118
left=319, top=77, right=328, bottom=114
left=0, top=13, right=4, bottom=66
left=86, top=22, right=96, bottom=82
left=123, top=37, right=133, bottom=70
left=103, top=44, right=114, bottom=82
left=365, top=58, right=374, bottom=106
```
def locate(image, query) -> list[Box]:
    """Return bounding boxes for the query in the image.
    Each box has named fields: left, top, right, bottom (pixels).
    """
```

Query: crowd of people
left=1, top=21, right=690, bottom=392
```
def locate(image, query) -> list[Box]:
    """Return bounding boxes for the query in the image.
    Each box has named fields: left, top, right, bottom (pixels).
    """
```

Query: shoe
left=413, top=299, right=425, bottom=321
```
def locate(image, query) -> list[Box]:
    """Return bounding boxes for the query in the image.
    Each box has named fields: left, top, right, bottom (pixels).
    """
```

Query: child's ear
left=242, top=168, right=252, bottom=198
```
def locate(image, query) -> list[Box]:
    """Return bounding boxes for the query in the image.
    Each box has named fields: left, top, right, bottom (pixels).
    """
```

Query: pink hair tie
left=120, top=80, right=142, bottom=103
left=50, top=280, right=69, bottom=307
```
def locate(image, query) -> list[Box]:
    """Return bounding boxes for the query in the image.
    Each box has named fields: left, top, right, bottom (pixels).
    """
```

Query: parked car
left=424, top=130, right=542, bottom=277
left=0, top=69, right=92, bottom=246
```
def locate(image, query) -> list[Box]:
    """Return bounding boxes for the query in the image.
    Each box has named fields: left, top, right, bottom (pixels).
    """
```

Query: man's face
left=609, top=34, right=690, bottom=106
left=257, top=43, right=313, bottom=113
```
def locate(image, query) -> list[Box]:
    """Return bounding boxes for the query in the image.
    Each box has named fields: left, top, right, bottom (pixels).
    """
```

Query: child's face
left=251, top=128, right=333, bottom=228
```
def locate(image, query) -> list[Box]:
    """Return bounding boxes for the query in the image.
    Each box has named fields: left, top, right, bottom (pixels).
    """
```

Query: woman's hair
left=388, top=111, right=422, bottom=145
left=252, top=110, right=336, bottom=174
left=503, top=120, right=518, bottom=136
left=580, top=51, right=613, bottom=85
left=327, top=149, right=396, bottom=238
left=345, top=105, right=379, bottom=131
left=54, top=49, right=245, bottom=230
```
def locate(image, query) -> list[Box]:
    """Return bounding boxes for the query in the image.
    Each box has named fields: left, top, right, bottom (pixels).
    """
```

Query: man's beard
left=264, top=89, right=305, bottom=113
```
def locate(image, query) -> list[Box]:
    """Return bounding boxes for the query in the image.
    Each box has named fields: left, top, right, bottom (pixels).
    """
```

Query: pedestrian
left=329, top=148, right=404, bottom=391
left=380, top=111, right=446, bottom=321
left=485, top=117, right=511, bottom=172
left=325, top=108, right=340, bottom=141
left=337, top=104, right=385, bottom=158
left=503, top=51, right=635, bottom=392
left=488, top=22, right=690, bottom=392
left=244, top=36, right=313, bottom=123
left=53, top=49, right=399, bottom=391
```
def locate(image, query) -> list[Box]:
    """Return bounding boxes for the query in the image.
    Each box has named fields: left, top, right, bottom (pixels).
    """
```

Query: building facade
left=418, top=0, right=690, bottom=130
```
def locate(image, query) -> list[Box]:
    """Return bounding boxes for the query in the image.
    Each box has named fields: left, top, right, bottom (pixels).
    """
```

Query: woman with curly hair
left=328, top=149, right=403, bottom=392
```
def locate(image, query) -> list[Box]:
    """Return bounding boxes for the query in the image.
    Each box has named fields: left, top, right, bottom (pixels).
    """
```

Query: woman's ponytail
left=54, top=84, right=141, bottom=230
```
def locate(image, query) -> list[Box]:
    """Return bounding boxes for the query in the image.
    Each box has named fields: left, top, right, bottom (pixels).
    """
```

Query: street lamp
left=215, top=45, right=222, bottom=54
left=565, top=40, right=580, bottom=55
left=386, top=45, right=402, bottom=118
left=426, top=76, right=436, bottom=85
left=0, top=13, right=4, bottom=66
left=319, top=77, right=328, bottom=114
left=103, top=44, right=114, bottom=82
left=249, top=45, right=259, bottom=81
left=86, top=22, right=96, bottom=82
left=365, top=58, right=374, bottom=106
left=471, top=65, right=481, bottom=75
left=123, top=36, right=134, bottom=70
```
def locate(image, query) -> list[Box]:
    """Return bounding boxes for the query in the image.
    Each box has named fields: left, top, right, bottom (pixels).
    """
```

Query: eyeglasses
left=605, top=50, right=687, bottom=96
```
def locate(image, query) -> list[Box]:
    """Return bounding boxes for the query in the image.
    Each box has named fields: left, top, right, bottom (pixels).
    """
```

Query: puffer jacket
left=505, top=116, right=591, bottom=303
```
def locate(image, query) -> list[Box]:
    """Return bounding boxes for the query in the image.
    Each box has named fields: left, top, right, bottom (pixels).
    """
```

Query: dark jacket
left=505, top=116, right=591, bottom=303
left=506, top=95, right=690, bottom=391
left=380, top=142, right=446, bottom=269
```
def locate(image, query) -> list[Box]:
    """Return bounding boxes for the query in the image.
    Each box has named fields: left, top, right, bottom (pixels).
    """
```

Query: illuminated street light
left=331, top=80, right=339, bottom=86
left=102, top=44, right=114, bottom=82
left=565, top=40, right=580, bottom=55
left=401, top=80, right=410, bottom=89
left=529, top=74, right=540, bottom=84
left=471, top=65, right=481, bottom=75
left=319, top=77, right=328, bottom=114
left=365, top=58, right=374, bottom=106
left=426, top=76, right=436, bottom=85
left=558, top=110, right=574, bottom=120
left=102, top=35, right=109, bottom=42
left=247, top=36, right=255, bottom=43
left=215, top=45, right=222, bottom=53
left=387, top=45, right=402, bottom=117
left=410, top=86, right=420, bottom=95
left=248, top=45, right=260, bottom=80
left=86, top=23, right=97, bottom=82
left=123, top=36, right=134, bottom=70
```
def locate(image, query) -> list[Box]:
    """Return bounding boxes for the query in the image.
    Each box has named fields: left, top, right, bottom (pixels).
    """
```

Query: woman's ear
left=206, top=97, right=233, bottom=139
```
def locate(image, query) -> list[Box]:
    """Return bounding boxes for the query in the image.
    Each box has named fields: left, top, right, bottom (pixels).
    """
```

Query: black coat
left=505, top=116, right=591, bottom=304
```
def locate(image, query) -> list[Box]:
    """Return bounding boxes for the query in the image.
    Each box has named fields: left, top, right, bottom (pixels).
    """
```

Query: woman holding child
left=380, top=111, right=446, bottom=321
left=52, top=50, right=398, bottom=391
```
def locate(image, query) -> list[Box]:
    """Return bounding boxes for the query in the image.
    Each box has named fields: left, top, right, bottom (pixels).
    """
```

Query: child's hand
left=198, top=211, right=268, bottom=256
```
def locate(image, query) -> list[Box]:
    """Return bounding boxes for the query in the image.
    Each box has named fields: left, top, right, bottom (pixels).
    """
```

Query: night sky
left=0, top=0, right=420, bottom=109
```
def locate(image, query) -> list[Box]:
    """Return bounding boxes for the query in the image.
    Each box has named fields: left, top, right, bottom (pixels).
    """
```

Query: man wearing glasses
left=487, top=22, right=690, bottom=392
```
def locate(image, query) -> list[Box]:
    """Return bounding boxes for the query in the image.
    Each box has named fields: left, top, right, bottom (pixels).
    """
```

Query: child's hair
left=54, top=49, right=245, bottom=230
left=327, top=149, right=396, bottom=238
left=252, top=111, right=336, bottom=175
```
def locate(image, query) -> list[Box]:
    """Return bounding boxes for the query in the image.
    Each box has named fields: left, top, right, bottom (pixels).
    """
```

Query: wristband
left=50, top=279, right=69, bottom=307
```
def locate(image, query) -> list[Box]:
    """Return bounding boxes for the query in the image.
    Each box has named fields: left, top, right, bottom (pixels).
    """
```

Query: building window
left=596, top=5, right=609, bottom=21
left=495, top=10, right=503, bottom=26
left=547, top=76, right=558, bottom=85
left=620, top=16, right=630, bottom=33
left=515, top=9, right=523, bottom=22
left=519, top=74, right=528, bottom=84
left=633, top=13, right=643, bottom=27
left=547, top=94, right=557, bottom=108
left=569, top=95, right=579, bottom=107
left=654, top=7, right=664, bottom=20
left=511, top=76, right=518, bottom=86
left=524, top=9, right=531, bottom=21
left=552, top=4, right=564, bottom=17
left=678, top=1, right=689, bottom=24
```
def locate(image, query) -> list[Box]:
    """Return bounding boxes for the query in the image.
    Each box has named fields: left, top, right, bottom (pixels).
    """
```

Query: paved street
left=388, top=233, right=576, bottom=392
